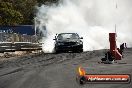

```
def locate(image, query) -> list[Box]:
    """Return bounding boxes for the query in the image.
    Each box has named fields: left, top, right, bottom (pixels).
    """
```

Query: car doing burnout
left=53, top=33, right=83, bottom=53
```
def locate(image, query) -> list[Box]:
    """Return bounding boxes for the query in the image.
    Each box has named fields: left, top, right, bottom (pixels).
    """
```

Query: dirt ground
left=0, top=48, right=132, bottom=88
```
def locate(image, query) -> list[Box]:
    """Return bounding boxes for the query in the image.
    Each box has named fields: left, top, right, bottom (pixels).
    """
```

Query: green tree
left=0, top=2, right=23, bottom=25
left=0, top=0, right=59, bottom=25
left=37, top=0, right=58, bottom=5
left=12, top=0, right=37, bottom=24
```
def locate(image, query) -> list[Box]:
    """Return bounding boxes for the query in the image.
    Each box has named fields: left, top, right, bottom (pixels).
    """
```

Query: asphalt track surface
left=0, top=48, right=132, bottom=88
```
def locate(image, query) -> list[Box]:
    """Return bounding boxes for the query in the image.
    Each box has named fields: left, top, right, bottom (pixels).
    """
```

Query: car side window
left=71, top=34, right=78, bottom=39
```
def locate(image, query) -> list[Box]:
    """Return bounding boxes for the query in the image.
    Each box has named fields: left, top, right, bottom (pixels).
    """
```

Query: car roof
left=58, top=33, right=78, bottom=35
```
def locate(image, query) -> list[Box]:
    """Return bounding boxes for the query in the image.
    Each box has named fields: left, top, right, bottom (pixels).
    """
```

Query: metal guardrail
left=0, top=42, right=42, bottom=53
left=0, top=31, right=43, bottom=53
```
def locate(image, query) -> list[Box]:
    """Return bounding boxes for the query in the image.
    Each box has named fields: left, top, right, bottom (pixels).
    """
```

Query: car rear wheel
left=79, top=49, right=83, bottom=53
left=73, top=49, right=83, bottom=53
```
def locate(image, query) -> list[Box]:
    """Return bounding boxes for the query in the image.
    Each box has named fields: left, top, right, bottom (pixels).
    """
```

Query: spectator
left=125, top=43, right=127, bottom=48
left=120, top=43, right=124, bottom=55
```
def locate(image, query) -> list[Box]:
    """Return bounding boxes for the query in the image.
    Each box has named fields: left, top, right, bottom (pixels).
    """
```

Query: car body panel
left=54, top=33, right=83, bottom=53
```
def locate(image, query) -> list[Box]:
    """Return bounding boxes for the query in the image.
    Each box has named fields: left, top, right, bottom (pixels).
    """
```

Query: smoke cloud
left=36, top=0, right=132, bottom=53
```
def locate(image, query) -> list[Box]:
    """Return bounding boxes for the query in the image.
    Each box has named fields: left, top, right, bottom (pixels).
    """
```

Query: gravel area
left=0, top=48, right=131, bottom=88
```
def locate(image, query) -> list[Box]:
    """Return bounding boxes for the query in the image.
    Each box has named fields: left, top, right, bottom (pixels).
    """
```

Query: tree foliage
left=0, top=2, right=23, bottom=25
left=0, top=0, right=59, bottom=25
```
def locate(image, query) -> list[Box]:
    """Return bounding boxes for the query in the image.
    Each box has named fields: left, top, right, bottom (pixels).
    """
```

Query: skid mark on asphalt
left=0, top=68, right=23, bottom=77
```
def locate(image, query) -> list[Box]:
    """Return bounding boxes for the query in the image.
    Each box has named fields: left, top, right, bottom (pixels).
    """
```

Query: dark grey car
left=53, top=33, right=83, bottom=53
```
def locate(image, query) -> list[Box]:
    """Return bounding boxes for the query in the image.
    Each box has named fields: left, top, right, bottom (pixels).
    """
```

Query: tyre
left=55, top=50, right=60, bottom=53
left=79, top=49, right=83, bottom=53
left=77, top=49, right=83, bottom=53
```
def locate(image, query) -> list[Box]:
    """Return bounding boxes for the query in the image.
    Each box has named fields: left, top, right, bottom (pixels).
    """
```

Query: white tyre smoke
left=36, top=0, right=132, bottom=53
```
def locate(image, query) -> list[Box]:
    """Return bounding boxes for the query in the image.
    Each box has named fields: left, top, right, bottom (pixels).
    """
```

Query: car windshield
left=57, top=33, right=79, bottom=40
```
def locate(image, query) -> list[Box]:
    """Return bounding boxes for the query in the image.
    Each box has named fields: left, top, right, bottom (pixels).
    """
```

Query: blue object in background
left=0, top=25, right=35, bottom=35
